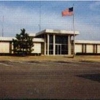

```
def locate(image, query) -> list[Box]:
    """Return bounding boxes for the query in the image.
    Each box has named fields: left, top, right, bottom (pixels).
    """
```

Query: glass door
left=55, top=44, right=62, bottom=55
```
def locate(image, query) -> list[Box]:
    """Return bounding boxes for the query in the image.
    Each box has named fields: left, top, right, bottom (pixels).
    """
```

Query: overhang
left=36, top=29, right=79, bottom=36
left=32, top=38, right=44, bottom=43
left=0, top=37, right=44, bottom=43
left=0, top=37, right=14, bottom=42
left=29, top=33, right=36, bottom=37
left=75, top=40, right=100, bottom=44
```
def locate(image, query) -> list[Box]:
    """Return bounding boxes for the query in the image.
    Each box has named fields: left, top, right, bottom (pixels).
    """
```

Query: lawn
left=0, top=55, right=100, bottom=62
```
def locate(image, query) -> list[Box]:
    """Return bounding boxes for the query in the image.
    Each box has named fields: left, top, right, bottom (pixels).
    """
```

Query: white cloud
left=0, top=4, right=40, bottom=36
left=0, top=4, right=74, bottom=37
left=0, top=2, right=100, bottom=41
left=90, top=2, right=100, bottom=11
left=75, top=20, right=100, bottom=40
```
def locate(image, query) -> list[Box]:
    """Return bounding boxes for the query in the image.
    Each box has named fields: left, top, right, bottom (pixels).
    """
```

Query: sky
left=0, top=1, right=100, bottom=40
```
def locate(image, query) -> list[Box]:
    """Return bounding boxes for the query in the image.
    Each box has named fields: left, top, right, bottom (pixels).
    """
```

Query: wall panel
left=86, top=45, right=93, bottom=53
left=75, top=44, right=82, bottom=54
left=0, top=42, right=10, bottom=53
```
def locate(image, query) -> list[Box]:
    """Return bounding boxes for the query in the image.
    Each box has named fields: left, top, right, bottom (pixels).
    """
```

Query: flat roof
left=0, top=37, right=44, bottom=43
left=75, top=40, right=100, bottom=44
left=33, top=38, right=44, bottom=42
left=29, top=33, right=36, bottom=37
left=0, top=37, right=15, bottom=41
left=36, top=29, right=79, bottom=36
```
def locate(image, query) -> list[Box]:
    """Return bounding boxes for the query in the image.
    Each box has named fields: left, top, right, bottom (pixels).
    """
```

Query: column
left=9, top=41, right=12, bottom=54
left=68, top=35, right=71, bottom=55
left=44, top=37, right=46, bottom=55
left=47, top=34, right=49, bottom=55
left=53, top=34, right=55, bottom=55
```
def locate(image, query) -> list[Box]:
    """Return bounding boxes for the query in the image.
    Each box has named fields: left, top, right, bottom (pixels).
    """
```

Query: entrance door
left=55, top=44, right=62, bottom=55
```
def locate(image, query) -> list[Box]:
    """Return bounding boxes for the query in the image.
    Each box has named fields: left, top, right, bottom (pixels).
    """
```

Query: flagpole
left=73, top=4, right=75, bottom=58
left=62, top=5, right=75, bottom=57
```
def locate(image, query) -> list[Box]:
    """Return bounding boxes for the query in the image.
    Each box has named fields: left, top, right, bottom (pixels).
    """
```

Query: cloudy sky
left=0, top=1, right=100, bottom=40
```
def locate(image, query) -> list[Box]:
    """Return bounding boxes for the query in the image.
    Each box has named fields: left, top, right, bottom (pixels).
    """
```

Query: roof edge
left=36, top=29, right=79, bottom=36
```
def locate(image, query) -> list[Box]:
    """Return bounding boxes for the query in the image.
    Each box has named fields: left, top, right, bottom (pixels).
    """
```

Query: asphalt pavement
left=0, top=60, right=100, bottom=99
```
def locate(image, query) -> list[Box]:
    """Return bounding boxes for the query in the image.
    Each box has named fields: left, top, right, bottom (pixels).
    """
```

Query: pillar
left=53, top=34, right=55, bottom=55
left=47, top=34, right=49, bottom=55
left=68, top=35, right=71, bottom=55
left=44, top=36, right=46, bottom=55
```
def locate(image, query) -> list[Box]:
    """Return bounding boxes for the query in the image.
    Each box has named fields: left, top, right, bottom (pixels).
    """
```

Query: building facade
left=75, top=40, right=100, bottom=54
left=0, top=29, right=100, bottom=56
left=36, top=29, right=79, bottom=55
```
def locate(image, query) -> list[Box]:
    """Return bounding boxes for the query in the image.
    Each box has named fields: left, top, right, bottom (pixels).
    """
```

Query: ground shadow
left=77, top=74, right=100, bottom=83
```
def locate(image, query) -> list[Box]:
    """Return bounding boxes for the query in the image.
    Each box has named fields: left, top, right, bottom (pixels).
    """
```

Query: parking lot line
left=0, top=62, right=12, bottom=66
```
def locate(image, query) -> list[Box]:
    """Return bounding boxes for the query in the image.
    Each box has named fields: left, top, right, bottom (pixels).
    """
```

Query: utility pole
left=2, top=16, right=4, bottom=37
left=39, top=1, right=41, bottom=31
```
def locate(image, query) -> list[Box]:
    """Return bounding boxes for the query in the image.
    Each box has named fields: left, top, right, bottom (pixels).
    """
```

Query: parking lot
left=0, top=59, right=100, bottom=99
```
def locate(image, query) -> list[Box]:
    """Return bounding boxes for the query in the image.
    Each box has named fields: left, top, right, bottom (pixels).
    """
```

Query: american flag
left=62, top=7, right=73, bottom=16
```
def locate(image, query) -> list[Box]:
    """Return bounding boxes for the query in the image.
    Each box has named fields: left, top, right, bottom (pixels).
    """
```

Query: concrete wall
left=97, top=45, right=100, bottom=53
left=1, top=39, right=100, bottom=55
left=0, top=42, right=10, bottom=53
left=0, top=41, right=42, bottom=54
left=86, top=45, right=93, bottom=53
left=75, top=42, right=100, bottom=54
left=32, top=43, right=41, bottom=54
left=75, top=44, right=82, bottom=53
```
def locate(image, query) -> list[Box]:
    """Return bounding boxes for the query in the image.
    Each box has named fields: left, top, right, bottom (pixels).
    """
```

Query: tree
left=13, top=28, right=33, bottom=56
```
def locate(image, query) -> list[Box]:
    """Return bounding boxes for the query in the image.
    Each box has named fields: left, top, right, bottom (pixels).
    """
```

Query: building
left=75, top=40, right=100, bottom=55
left=0, top=29, right=100, bottom=56
left=0, top=37, right=44, bottom=55
left=35, top=29, right=79, bottom=55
